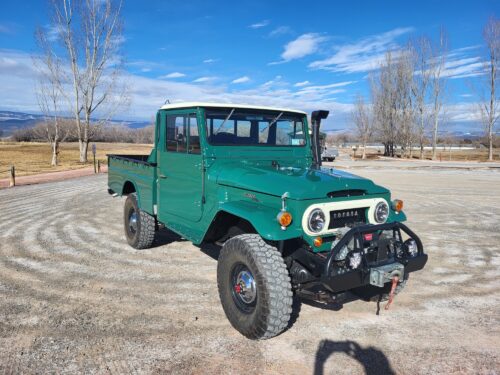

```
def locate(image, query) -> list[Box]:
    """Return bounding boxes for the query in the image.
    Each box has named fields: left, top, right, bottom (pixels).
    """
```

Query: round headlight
left=308, top=208, right=326, bottom=233
left=374, top=201, right=389, bottom=223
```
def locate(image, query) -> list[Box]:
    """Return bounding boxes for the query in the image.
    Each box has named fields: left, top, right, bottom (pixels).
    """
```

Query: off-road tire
left=217, top=234, right=293, bottom=340
left=124, top=193, right=155, bottom=249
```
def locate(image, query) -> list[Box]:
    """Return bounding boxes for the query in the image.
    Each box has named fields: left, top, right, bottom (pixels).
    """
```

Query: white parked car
left=321, top=147, right=339, bottom=162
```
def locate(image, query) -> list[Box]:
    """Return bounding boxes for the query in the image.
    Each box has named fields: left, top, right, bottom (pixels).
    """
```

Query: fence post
left=97, top=160, right=101, bottom=173
left=9, top=165, right=15, bottom=187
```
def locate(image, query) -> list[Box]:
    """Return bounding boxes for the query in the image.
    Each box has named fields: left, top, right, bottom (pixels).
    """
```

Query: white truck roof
left=159, top=102, right=307, bottom=115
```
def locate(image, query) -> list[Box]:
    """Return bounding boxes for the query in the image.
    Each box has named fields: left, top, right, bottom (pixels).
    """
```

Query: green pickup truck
left=108, top=102, right=427, bottom=340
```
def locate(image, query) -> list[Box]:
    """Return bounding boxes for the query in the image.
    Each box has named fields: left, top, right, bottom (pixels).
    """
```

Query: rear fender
left=121, top=180, right=142, bottom=206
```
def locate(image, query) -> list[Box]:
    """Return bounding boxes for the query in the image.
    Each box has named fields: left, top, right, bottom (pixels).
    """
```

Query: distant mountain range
left=0, top=110, right=151, bottom=136
left=0, top=110, right=493, bottom=139
left=322, top=125, right=490, bottom=139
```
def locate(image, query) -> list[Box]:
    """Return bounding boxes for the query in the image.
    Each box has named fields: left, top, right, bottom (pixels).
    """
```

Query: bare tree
left=395, top=48, right=416, bottom=158
left=430, top=29, right=448, bottom=160
left=34, top=28, right=67, bottom=166
left=480, top=16, right=499, bottom=161
left=351, top=94, right=373, bottom=159
left=371, top=52, right=397, bottom=157
left=49, top=0, right=126, bottom=163
left=410, top=37, right=433, bottom=159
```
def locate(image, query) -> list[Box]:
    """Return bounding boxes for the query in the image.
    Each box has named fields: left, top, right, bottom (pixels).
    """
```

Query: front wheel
left=124, top=193, right=155, bottom=249
left=217, top=234, right=293, bottom=340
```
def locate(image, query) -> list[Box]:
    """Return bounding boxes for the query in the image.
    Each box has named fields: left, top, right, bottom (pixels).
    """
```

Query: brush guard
left=320, top=222, right=427, bottom=293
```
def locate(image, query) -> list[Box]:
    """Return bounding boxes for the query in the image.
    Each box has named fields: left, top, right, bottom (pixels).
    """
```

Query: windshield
left=205, top=108, right=306, bottom=146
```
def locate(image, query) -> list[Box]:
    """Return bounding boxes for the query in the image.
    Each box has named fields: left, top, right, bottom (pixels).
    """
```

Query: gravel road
left=0, top=168, right=499, bottom=374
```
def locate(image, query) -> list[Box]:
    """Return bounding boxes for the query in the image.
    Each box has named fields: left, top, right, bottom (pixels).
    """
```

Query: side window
left=166, top=115, right=187, bottom=152
left=236, top=120, right=251, bottom=137
left=189, top=114, right=201, bottom=154
left=258, top=121, right=269, bottom=143
left=213, top=118, right=235, bottom=135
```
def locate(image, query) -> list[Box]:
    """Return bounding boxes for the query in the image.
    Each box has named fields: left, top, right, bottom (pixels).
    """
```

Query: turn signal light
left=277, top=211, right=292, bottom=227
left=392, top=199, right=404, bottom=212
left=313, top=237, right=323, bottom=247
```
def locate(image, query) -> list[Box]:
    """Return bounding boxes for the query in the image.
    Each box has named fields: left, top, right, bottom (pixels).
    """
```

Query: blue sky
left=0, top=0, right=498, bottom=131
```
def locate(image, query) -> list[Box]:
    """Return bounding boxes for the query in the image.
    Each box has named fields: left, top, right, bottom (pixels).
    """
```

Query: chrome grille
left=328, top=207, right=367, bottom=229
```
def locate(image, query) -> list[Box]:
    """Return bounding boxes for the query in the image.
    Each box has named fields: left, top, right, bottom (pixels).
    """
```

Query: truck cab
left=108, top=102, right=427, bottom=340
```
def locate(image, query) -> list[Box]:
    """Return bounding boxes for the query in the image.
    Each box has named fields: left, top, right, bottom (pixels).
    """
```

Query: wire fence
left=1, top=161, right=103, bottom=187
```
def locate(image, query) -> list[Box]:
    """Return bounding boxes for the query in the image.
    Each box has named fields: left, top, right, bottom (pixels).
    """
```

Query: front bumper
left=320, top=222, right=427, bottom=293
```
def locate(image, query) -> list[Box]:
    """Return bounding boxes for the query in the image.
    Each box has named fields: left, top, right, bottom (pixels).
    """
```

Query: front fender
left=219, top=200, right=303, bottom=241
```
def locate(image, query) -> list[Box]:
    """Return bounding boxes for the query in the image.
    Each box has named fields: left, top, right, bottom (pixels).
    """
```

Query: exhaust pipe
left=311, top=110, right=329, bottom=168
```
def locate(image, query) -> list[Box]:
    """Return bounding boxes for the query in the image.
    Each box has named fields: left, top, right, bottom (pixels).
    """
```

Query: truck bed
left=107, top=154, right=157, bottom=215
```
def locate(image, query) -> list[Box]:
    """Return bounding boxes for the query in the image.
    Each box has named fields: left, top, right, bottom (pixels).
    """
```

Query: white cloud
left=0, top=24, right=12, bottom=34
left=231, top=76, right=250, bottom=84
left=0, top=48, right=483, bottom=131
left=193, top=76, right=216, bottom=83
left=443, top=62, right=485, bottom=79
left=293, top=81, right=356, bottom=98
left=275, top=33, right=328, bottom=63
left=0, top=49, right=354, bottom=124
left=261, top=75, right=285, bottom=87
left=127, top=60, right=165, bottom=72
left=46, top=24, right=63, bottom=42
left=294, top=80, right=310, bottom=87
left=309, top=27, right=414, bottom=73
left=159, top=72, right=186, bottom=79
left=445, top=102, right=480, bottom=122
left=269, top=26, right=292, bottom=37
left=203, top=58, right=217, bottom=63
left=441, top=52, right=486, bottom=79
left=249, top=20, right=270, bottom=29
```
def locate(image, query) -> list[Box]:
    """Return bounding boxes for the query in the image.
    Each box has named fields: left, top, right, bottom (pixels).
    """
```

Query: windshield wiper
left=215, top=108, right=235, bottom=132
left=260, top=112, right=283, bottom=133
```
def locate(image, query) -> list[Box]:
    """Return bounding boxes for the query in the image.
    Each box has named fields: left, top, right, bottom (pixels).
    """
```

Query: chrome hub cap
left=233, top=269, right=256, bottom=304
left=128, top=210, right=138, bottom=234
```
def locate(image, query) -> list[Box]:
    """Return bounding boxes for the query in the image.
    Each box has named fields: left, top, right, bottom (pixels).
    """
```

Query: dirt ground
left=0, top=165, right=499, bottom=374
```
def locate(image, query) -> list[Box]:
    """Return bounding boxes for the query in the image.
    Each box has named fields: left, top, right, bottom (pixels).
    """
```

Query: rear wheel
left=124, top=193, right=155, bottom=249
left=217, top=234, right=293, bottom=340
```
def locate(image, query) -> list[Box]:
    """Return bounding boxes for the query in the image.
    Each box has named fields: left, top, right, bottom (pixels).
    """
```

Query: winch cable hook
left=384, top=275, right=399, bottom=310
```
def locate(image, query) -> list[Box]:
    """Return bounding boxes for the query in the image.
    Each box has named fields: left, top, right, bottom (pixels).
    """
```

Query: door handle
left=159, top=174, right=167, bottom=179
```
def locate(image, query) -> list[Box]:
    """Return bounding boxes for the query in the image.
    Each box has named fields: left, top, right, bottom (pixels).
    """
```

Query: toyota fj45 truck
left=107, top=102, right=427, bottom=340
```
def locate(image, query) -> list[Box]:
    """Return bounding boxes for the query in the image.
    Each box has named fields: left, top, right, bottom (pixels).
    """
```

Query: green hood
left=216, top=164, right=388, bottom=200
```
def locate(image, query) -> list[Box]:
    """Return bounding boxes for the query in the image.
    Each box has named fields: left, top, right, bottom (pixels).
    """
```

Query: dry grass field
left=0, top=142, right=153, bottom=179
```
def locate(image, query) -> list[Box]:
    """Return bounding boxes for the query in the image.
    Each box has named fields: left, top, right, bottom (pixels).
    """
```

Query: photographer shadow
left=314, top=340, right=395, bottom=375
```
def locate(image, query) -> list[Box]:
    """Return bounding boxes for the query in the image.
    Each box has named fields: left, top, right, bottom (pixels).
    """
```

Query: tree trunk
left=51, top=140, right=58, bottom=166
left=431, top=115, right=439, bottom=160
left=79, top=139, right=89, bottom=163
left=489, top=132, right=494, bottom=161
left=362, top=142, right=366, bottom=159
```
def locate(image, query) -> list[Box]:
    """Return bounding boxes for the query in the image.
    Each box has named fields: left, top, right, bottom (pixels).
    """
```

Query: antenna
left=164, top=99, right=171, bottom=105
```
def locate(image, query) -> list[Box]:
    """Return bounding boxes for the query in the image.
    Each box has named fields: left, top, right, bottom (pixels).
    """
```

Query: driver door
left=157, top=110, right=203, bottom=222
